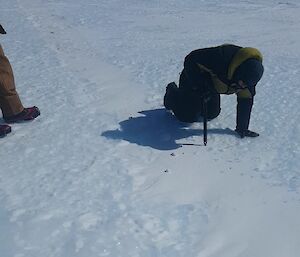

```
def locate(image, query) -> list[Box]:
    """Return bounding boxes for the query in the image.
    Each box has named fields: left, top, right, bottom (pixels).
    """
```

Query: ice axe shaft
left=203, top=97, right=208, bottom=146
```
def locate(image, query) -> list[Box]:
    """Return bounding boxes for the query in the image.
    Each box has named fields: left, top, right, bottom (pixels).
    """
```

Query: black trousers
left=171, top=56, right=221, bottom=122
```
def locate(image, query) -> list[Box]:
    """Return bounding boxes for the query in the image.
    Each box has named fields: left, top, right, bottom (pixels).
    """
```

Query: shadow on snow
left=101, top=108, right=235, bottom=150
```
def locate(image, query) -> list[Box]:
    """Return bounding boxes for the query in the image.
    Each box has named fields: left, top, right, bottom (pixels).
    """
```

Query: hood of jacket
left=227, top=47, right=263, bottom=81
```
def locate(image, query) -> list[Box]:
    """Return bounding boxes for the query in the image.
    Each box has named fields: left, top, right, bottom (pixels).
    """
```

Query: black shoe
left=164, top=82, right=178, bottom=110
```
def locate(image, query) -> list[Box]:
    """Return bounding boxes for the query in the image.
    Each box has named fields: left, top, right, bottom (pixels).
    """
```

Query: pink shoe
left=4, top=106, right=40, bottom=123
left=0, top=124, right=11, bottom=137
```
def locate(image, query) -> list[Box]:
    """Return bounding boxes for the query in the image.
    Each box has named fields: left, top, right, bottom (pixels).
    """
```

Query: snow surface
left=0, top=0, right=300, bottom=256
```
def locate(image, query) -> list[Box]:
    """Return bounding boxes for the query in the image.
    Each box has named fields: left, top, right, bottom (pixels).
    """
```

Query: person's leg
left=179, top=69, right=193, bottom=90
left=167, top=83, right=203, bottom=123
left=163, top=66, right=204, bottom=122
left=0, top=45, right=24, bottom=117
left=206, top=93, right=221, bottom=120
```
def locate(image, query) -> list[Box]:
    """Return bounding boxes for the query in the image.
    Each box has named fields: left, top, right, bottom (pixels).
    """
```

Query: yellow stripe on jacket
left=196, top=47, right=263, bottom=98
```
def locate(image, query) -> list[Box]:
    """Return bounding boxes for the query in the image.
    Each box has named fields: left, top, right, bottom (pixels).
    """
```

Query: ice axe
left=202, top=94, right=209, bottom=146
left=202, top=79, right=210, bottom=146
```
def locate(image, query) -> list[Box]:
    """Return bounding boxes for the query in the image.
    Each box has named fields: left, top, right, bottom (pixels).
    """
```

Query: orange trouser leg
left=0, top=44, right=24, bottom=117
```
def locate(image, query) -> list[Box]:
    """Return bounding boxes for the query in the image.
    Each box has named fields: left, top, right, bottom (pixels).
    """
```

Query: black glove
left=0, top=24, right=7, bottom=34
left=235, top=129, right=259, bottom=138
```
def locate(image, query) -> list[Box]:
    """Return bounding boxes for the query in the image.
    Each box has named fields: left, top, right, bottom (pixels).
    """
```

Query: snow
left=0, top=0, right=300, bottom=256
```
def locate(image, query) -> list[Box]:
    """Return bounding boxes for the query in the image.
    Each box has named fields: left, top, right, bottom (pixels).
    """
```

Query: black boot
left=163, top=82, right=178, bottom=110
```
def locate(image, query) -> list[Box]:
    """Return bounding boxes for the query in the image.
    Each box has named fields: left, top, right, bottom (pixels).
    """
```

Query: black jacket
left=185, top=44, right=263, bottom=131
